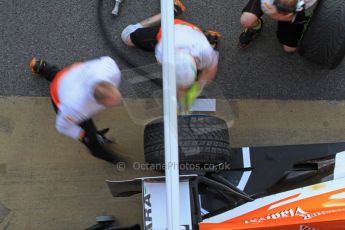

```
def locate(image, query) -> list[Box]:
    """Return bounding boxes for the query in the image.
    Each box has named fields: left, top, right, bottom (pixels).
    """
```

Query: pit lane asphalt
left=1, top=0, right=345, bottom=99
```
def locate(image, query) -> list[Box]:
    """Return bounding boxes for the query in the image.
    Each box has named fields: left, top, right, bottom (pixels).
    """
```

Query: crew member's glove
left=79, top=128, right=113, bottom=145
left=79, top=129, right=87, bottom=143
left=96, top=128, right=113, bottom=145
left=174, top=1, right=186, bottom=17
left=181, top=82, right=201, bottom=111
left=204, top=30, right=221, bottom=50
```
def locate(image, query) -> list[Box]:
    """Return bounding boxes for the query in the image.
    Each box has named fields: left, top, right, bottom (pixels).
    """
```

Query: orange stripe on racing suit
left=156, top=19, right=202, bottom=42
left=50, top=63, right=82, bottom=107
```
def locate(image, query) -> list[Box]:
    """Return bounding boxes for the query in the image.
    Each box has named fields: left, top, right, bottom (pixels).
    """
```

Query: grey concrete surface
left=0, top=97, right=150, bottom=230
left=1, top=97, right=345, bottom=229
left=1, top=0, right=345, bottom=99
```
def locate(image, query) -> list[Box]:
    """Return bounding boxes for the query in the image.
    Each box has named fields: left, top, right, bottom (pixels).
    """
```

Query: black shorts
left=242, top=0, right=264, bottom=18
left=130, top=26, right=160, bottom=52
left=242, top=0, right=306, bottom=47
left=276, top=12, right=306, bottom=47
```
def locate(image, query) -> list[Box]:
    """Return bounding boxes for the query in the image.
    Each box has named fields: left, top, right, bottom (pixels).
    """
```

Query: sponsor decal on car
left=245, top=206, right=308, bottom=223
left=144, top=186, right=153, bottom=230
left=245, top=206, right=345, bottom=224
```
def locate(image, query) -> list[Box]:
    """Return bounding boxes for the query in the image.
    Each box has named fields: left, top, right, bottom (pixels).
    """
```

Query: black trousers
left=242, top=0, right=306, bottom=47
left=42, top=63, right=119, bottom=164
left=130, top=26, right=161, bottom=52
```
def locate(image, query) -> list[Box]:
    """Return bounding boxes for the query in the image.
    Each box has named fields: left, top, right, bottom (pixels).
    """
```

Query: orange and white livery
left=107, top=144, right=345, bottom=230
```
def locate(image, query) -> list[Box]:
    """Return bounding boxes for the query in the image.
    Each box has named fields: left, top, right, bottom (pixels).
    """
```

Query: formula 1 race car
left=107, top=140, right=345, bottom=230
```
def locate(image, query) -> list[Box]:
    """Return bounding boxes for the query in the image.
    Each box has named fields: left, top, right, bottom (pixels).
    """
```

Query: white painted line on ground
left=237, top=147, right=252, bottom=190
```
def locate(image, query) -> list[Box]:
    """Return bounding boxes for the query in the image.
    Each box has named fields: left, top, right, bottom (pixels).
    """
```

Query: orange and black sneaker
left=174, top=0, right=187, bottom=16
left=239, top=18, right=263, bottom=49
left=205, top=30, right=221, bottom=50
left=29, top=57, right=47, bottom=75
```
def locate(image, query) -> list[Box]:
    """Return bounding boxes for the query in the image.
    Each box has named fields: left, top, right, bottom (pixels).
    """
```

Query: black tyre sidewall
left=144, top=115, right=231, bottom=168
left=299, top=0, right=345, bottom=69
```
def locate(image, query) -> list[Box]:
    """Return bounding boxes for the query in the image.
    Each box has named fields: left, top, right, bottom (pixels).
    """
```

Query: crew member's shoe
left=205, top=30, right=221, bottom=50
left=238, top=18, right=263, bottom=49
left=29, top=57, right=48, bottom=75
left=174, top=0, right=187, bottom=16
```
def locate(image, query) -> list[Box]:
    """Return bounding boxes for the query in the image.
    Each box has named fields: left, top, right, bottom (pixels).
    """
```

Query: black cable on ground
left=96, top=0, right=162, bottom=87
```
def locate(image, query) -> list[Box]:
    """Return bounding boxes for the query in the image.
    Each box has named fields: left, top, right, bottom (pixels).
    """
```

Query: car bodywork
left=106, top=142, right=345, bottom=229
left=200, top=174, right=345, bottom=229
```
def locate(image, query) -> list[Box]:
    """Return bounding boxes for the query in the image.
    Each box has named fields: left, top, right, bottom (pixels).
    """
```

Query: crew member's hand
left=96, top=128, right=113, bottom=144
left=264, top=3, right=294, bottom=21
left=277, top=12, right=295, bottom=21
